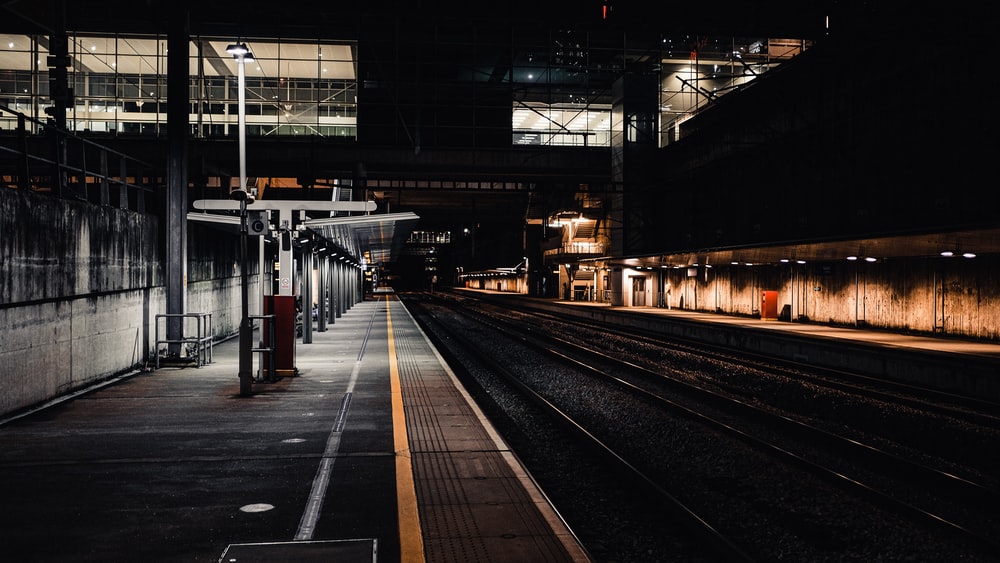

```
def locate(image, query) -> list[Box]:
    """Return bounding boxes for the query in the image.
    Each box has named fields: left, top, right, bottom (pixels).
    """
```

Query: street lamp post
left=227, top=43, right=253, bottom=195
left=227, top=42, right=255, bottom=397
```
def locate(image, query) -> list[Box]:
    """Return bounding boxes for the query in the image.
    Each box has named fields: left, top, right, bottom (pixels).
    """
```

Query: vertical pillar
left=345, top=265, right=351, bottom=308
left=165, top=5, right=189, bottom=355
left=333, top=258, right=344, bottom=319
left=357, top=265, right=362, bottom=303
left=238, top=196, right=252, bottom=396
left=302, top=244, right=313, bottom=344
left=317, top=254, right=328, bottom=332
left=259, top=221, right=267, bottom=314
left=335, top=260, right=343, bottom=316
left=47, top=22, right=69, bottom=196
left=277, top=213, right=294, bottom=296
left=337, top=260, right=346, bottom=318
left=325, top=256, right=335, bottom=325
left=99, top=151, right=110, bottom=205
left=346, top=264, right=355, bottom=309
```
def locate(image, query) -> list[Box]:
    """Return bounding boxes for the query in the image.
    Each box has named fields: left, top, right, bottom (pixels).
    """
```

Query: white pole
left=236, top=54, right=247, bottom=193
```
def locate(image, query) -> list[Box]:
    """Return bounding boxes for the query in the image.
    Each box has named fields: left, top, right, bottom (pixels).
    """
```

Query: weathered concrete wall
left=0, top=189, right=157, bottom=302
left=0, top=189, right=161, bottom=417
left=0, top=289, right=163, bottom=412
left=654, top=256, right=1000, bottom=341
left=1, top=189, right=256, bottom=418
left=186, top=222, right=261, bottom=340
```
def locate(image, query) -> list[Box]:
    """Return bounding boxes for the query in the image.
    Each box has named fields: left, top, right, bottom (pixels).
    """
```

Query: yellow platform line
left=387, top=295, right=426, bottom=563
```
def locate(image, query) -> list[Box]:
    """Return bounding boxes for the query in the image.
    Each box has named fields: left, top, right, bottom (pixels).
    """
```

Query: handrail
left=154, top=313, right=214, bottom=368
left=543, top=241, right=606, bottom=257
left=250, top=314, right=277, bottom=382
left=0, top=103, right=154, bottom=209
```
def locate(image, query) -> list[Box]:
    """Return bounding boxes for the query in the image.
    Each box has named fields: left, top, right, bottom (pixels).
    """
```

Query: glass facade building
left=1, top=31, right=808, bottom=147
left=0, top=34, right=358, bottom=138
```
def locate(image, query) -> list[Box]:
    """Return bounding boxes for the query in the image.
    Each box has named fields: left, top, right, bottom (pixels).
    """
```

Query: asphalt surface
left=0, top=302, right=398, bottom=562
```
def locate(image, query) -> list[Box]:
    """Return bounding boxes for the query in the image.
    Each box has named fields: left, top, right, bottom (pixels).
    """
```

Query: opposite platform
left=458, top=287, right=1000, bottom=401
left=0, top=292, right=590, bottom=562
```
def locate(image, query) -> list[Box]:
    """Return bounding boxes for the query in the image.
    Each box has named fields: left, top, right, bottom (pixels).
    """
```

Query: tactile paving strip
left=391, top=301, right=582, bottom=562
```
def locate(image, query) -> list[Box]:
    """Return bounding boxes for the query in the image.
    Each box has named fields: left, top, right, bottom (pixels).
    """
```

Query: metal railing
left=250, top=314, right=277, bottom=383
left=154, top=313, right=214, bottom=368
left=543, top=241, right=606, bottom=258
left=0, top=103, right=154, bottom=210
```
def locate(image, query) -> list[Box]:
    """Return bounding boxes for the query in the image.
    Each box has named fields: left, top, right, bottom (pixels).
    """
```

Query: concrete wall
left=644, top=256, right=1000, bottom=340
left=1, top=189, right=256, bottom=418
left=186, top=222, right=261, bottom=340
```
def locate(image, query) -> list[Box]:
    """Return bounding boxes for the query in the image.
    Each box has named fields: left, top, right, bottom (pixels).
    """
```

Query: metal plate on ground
left=219, top=538, right=376, bottom=562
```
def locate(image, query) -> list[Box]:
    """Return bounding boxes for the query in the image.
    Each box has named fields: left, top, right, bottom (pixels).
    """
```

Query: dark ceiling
left=2, top=1, right=837, bottom=39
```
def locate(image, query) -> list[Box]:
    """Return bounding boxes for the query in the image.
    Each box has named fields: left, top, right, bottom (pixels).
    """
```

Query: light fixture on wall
left=942, top=249, right=976, bottom=259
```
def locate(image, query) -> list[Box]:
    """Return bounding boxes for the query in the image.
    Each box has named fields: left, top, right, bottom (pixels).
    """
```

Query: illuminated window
left=0, top=33, right=357, bottom=138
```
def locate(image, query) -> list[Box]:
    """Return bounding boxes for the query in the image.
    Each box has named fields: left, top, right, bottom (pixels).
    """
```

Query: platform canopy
left=190, top=198, right=419, bottom=266
left=303, top=212, right=420, bottom=267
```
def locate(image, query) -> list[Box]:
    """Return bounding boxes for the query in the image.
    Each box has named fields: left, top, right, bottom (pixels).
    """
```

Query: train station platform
left=0, top=290, right=591, bottom=563
left=456, top=288, right=1000, bottom=402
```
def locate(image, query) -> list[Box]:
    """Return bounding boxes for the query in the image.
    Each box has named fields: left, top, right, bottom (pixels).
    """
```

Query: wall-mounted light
left=942, top=250, right=976, bottom=259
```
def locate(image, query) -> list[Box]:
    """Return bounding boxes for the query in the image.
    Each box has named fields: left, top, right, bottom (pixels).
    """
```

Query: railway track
left=531, top=306, right=1000, bottom=427
left=443, top=290, right=1000, bottom=488
left=405, top=295, right=754, bottom=562
left=402, top=291, right=1000, bottom=561
left=454, top=290, right=1000, bottom=425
